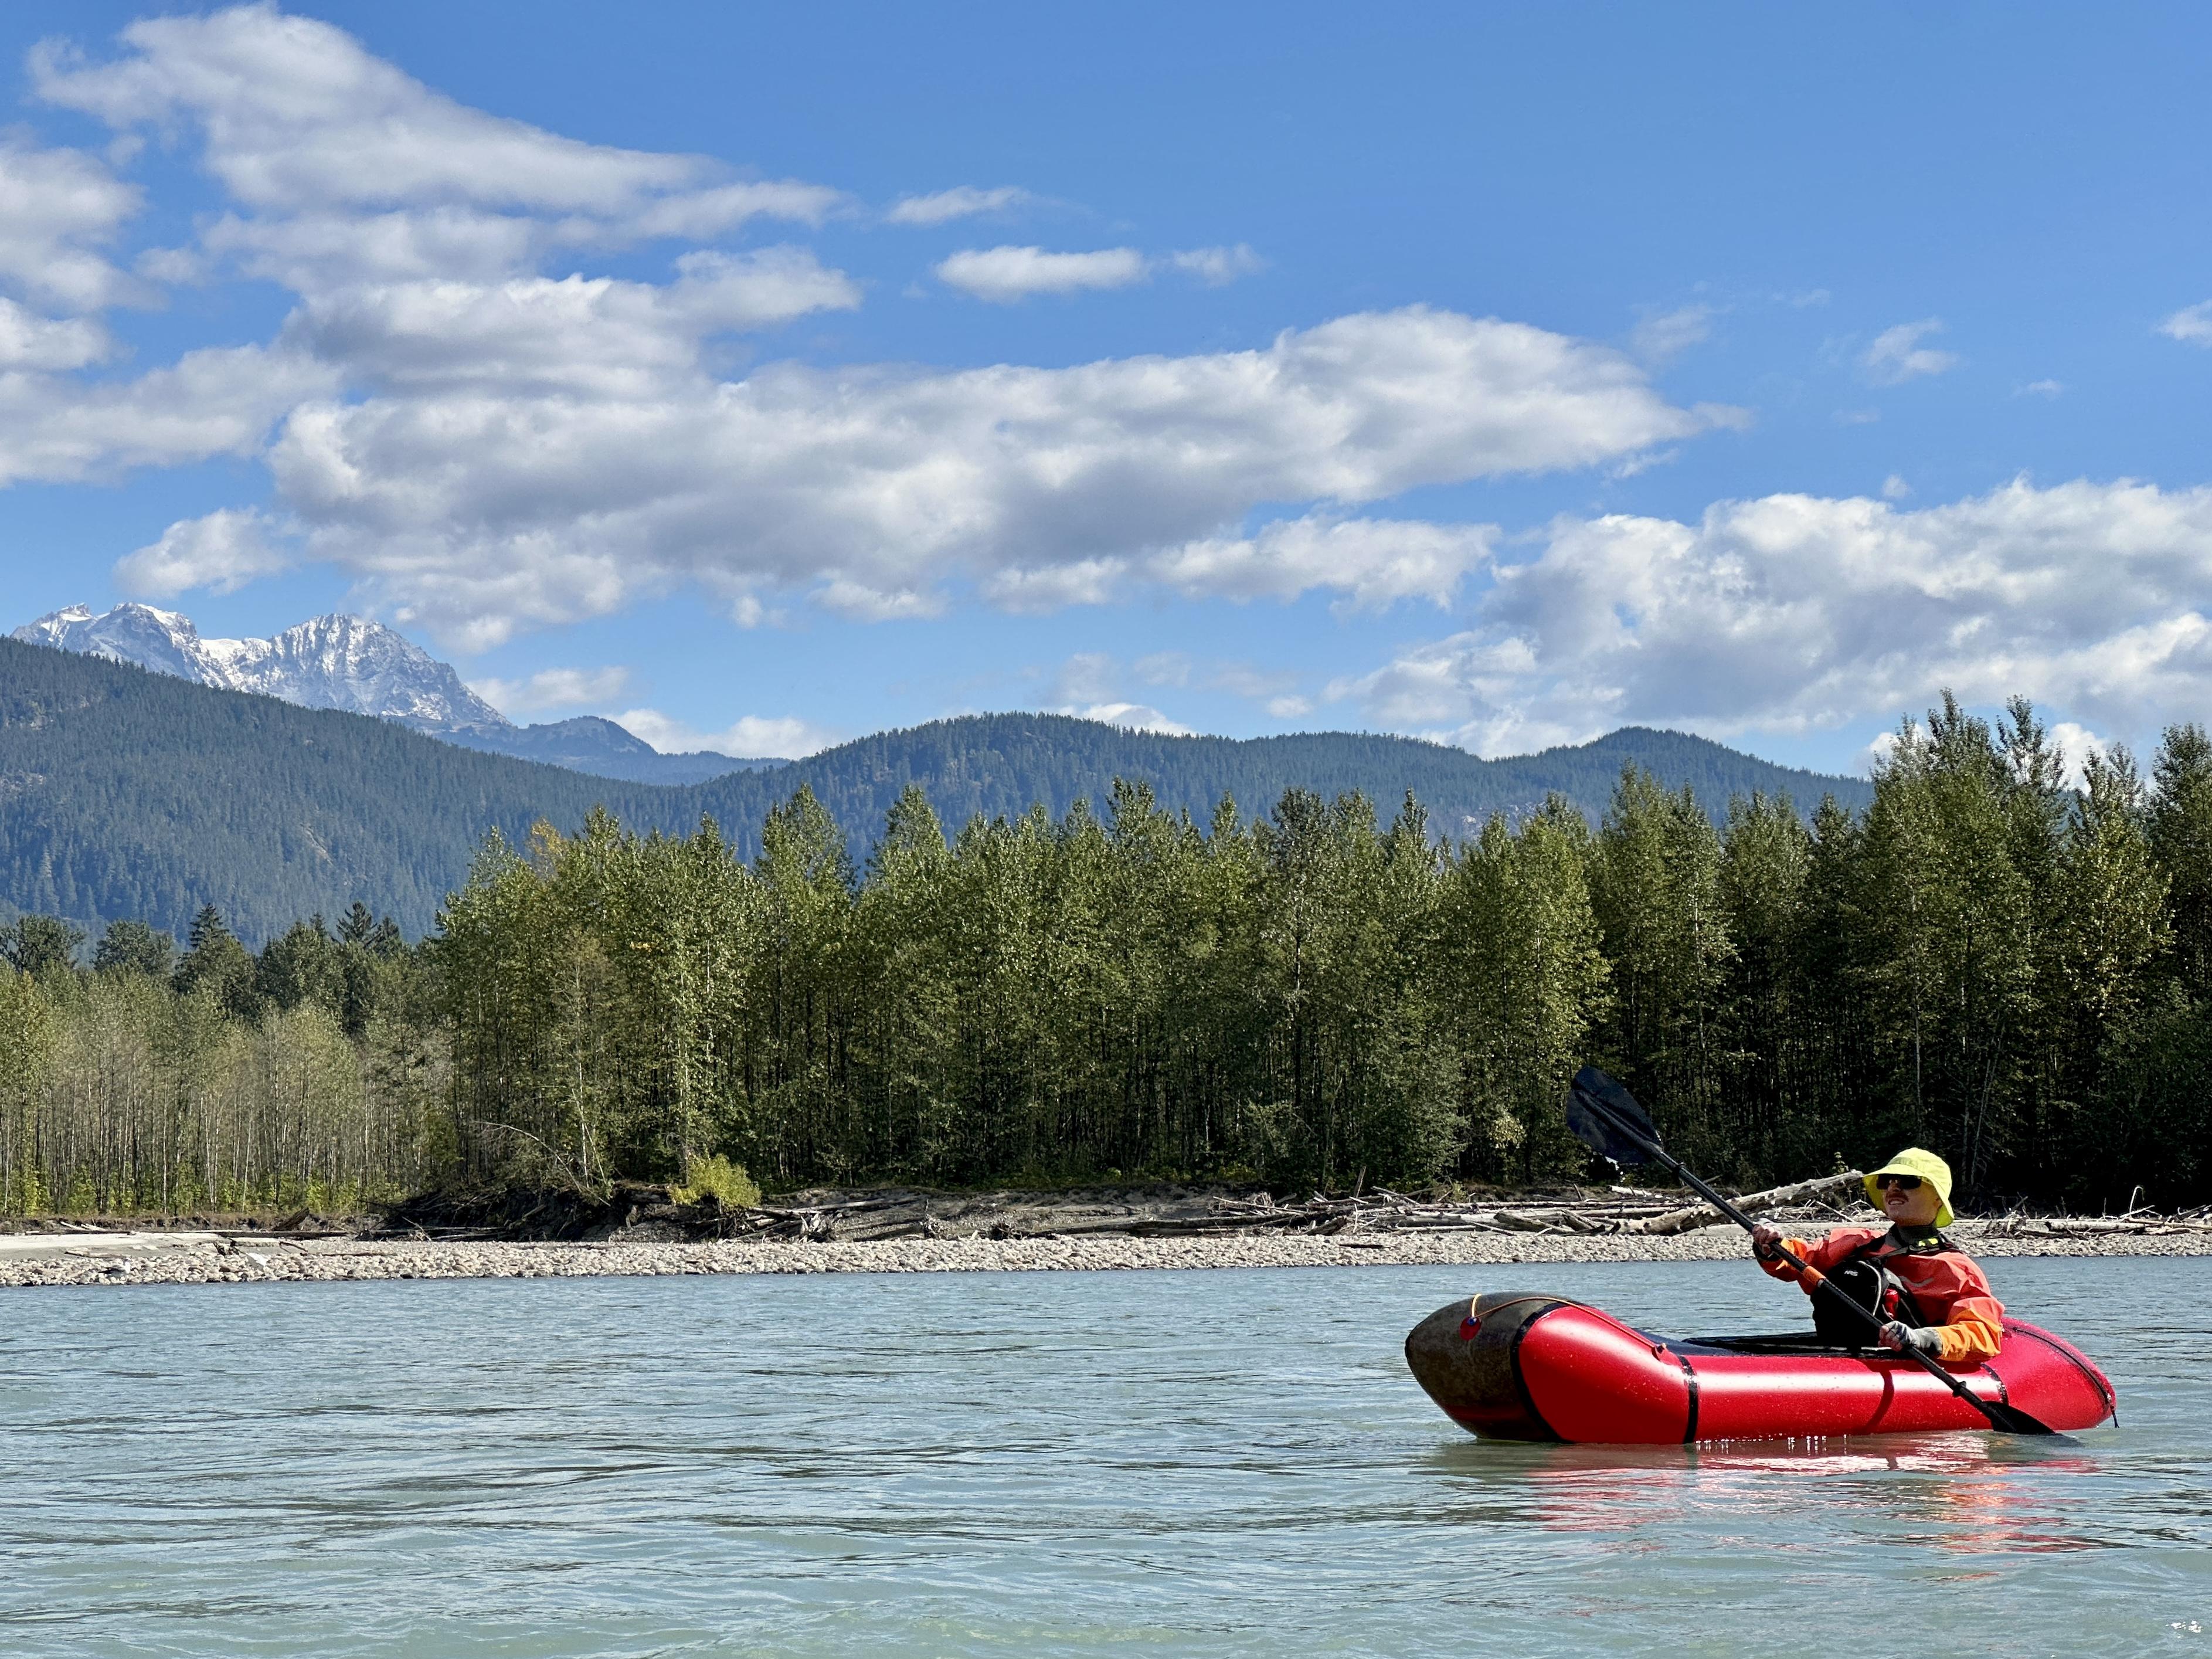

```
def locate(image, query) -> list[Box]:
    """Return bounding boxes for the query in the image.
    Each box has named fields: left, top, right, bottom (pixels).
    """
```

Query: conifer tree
left=2149, top=724, right=2212, bottom=995
left=1859, top=697, right=2037, bottom=1197
left=173, top=905, right=257, bottom=1020
left=1445, top=799, right=1610, bottom=1183
left=2043, top=747, right=2172, bottom=1188
left=1715, top=792, right=1812, bottom=1176
left=1588, top=767, right=1734, bottom=1162
left=2, top=915, right=84, bottom=978
left=255, top=917, right=345, bottom=1014
left=94, top=919, right=175, bottom=978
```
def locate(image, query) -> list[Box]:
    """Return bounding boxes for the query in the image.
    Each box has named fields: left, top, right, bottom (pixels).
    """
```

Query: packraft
left=1405, top=1291, right=2116, bottom=1443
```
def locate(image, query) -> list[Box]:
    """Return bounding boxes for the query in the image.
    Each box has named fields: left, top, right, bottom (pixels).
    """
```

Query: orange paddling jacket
left=1760, top=1224, right=2005, bottom=1362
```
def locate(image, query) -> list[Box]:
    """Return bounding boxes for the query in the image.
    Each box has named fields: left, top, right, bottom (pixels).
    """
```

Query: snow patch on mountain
left=12, top=603, right=779, bottom=783
left=16, top=603, right=511, bottom=735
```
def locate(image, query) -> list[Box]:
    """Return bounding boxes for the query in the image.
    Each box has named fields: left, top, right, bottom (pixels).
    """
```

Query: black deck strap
left=1674, top=1350, right=1700, bottom=1443
left=1505, top=1301, right=1566, bottom=1443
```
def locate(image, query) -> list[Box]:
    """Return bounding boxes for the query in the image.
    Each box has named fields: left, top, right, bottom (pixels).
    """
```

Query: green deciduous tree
left=1445, top=800, right=1610, bottom=1183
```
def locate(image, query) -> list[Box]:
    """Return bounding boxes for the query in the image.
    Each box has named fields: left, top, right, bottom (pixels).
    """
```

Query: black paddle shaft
left=1571, top=1085, right=2055, bottom=1436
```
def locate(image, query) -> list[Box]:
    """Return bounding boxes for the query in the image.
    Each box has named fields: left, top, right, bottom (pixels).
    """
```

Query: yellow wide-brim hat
left=1865, top=1147, right=1954, bottom=1227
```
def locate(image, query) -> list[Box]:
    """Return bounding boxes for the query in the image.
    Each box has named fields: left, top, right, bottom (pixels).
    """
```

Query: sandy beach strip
left=1, top=1219, right=2207, bottom=1289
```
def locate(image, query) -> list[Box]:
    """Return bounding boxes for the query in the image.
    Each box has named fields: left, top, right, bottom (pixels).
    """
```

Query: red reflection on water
left=1506, top=1436, right=2101, bottom=1555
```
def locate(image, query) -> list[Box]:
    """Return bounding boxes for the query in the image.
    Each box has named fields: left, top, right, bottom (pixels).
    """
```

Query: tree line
left=2, top=695, right=2207, bottom=1216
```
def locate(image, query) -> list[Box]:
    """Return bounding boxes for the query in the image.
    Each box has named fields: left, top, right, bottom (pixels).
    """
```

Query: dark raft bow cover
left=1566, top=1065, right=1659, bottom=1167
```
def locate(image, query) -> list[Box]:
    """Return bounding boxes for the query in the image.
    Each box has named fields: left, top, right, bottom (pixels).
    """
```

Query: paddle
left=1564, top=1064, right=2057, bottom=1437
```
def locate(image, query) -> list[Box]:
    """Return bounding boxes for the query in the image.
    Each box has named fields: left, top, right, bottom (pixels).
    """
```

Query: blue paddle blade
left=1565, top=1065, right=1662, bottom=1166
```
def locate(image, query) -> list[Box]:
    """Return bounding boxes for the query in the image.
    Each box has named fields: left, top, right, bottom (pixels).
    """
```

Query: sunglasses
left=1875, top=1173, right=1924, bottom=1191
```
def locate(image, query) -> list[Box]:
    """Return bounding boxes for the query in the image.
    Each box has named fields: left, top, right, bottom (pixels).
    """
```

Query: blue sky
left=2, top=2, right=2210, bottom=771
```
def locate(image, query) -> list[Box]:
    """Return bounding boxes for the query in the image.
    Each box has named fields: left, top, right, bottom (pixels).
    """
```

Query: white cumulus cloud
left=2, top=6, right=1731, bottom=651
left=2045, top=721, right=2115, bottom=789
left=468, top=665, right=634, bottom=717
left=984, top=514, right=1495, bottom=614
left=0, top=135, right=145, bottom=311
left=0, top=297, right=111, bottom=371
left=1062, top=701, right=1192, bottom=736
left=32, top=8, right=833, bottom=225
left=33, top=7, right=840, bottom=291
left=613, top=707, right=840, bottom=759
left=886, top=186, right=1031, bottom=226
left=259, top=306, right=1720, bottom=644
left=937, top=242, right=1263, bottom=301
left=0, top=343, right=336, bottom=487
left=1167, top=244, right=1265, bottom=285
left=1150, top=514, right=1494, bottom=610
left=1328, top=476, right=2212, bottom=756
left=114, top=506, right=292, bottom=596
left=935, top=245, right=1149, bottom=301
left=1048, top=650, right=1300, bottom=728
left=283, top=250, right=859, bottom=396
left=2160, top=301, right=2212, bottom=345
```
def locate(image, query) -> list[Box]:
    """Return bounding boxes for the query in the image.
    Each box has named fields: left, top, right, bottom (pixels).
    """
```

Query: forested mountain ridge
left=444, top=714, right=781, bottom=782
left=0, top=637, right=673, bottom=945
left=685, top=717, right=1874, bottom=853
left=0, top=636, right=1873, bottom=943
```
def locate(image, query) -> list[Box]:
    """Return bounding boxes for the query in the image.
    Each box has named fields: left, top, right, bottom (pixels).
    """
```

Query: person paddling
left=1750, top=1149, right=2006, bottom=1362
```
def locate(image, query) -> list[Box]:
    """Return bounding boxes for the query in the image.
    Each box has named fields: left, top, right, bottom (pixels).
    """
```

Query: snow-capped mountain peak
left=12, top=603, right=512, bottom=736
left=16, top=601, right=216, bottom=684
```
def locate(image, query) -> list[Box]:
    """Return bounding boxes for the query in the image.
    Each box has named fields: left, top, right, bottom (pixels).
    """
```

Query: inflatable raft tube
left=1405, top=1291, right=2116, bottom=1443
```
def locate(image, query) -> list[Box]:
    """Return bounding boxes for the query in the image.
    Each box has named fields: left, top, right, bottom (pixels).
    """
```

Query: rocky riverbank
left=3, top=1217, right=2208, bottom=1290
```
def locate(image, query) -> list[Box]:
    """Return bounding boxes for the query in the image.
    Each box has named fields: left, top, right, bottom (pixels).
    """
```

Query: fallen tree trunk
left=1625, top=1170, right=1865, bottom=1236
left=1989, top=1215, right=2212, bottom=1237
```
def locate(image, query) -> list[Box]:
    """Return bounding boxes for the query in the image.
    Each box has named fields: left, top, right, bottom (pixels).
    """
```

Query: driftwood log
left=59, top=1184, right=2212, bottom=1249
left=1985, top=1212, right=2212, bottom=1237
left=372, top=1171, right=2212, bottom=1246
left=692, top=1170, right=1879, bottom=1243
left=1625, top=1169, right=1866, bottom=1235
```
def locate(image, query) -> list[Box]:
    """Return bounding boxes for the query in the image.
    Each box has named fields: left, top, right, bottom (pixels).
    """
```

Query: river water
left=1, top=1256, right=2206, bottom=1657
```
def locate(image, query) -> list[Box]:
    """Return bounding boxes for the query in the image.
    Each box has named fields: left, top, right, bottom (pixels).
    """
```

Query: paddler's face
left=1880, top=1176, right=1942, bottom=1227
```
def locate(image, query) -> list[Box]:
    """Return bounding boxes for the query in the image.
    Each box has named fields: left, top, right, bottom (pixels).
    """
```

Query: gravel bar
left=3, top=1220, right=2207, bottom=1290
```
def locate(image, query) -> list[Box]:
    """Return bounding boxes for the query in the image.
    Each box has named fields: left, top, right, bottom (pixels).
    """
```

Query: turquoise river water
left=1, top=1256, right=2207, bottom=1657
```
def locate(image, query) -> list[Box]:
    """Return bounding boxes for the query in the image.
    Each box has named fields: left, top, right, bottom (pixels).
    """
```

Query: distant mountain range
left=12, top=603, right=780, bottom=786
left=456, top=714, right=783, bottom=786
left=0, top=636, right=1874, bottom=944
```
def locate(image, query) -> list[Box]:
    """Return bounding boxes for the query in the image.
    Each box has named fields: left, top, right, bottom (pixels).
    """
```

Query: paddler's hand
left=1751, top=1224, right=1786, bottom=1263
left=1880, top=1321, right=1943, bottom=1357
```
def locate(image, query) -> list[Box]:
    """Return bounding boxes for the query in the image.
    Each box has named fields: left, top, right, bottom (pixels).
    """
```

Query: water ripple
left=0, top=1257, right=2206, bottom=1657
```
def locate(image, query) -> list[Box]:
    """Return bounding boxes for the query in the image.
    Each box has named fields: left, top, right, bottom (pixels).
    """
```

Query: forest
left=0, top=633, right=1868, bottom=942
left=1, top=696, right=2206, bottom=1218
